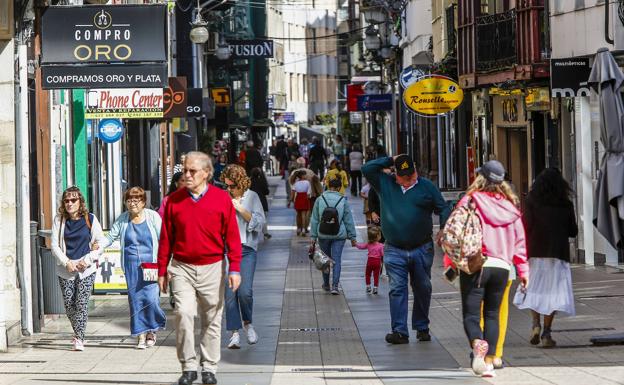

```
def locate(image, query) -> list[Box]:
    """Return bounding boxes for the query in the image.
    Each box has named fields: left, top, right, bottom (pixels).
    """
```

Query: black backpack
left=318, top=195, right=344, bottom=236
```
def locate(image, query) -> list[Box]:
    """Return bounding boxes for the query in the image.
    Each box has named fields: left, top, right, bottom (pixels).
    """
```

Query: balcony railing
left=476, top=9, right=516, bottom=73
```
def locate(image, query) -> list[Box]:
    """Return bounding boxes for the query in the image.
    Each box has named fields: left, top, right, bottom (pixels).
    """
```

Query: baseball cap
left=477, top=160, right=506, bottom=184
left=394, top=154, right=415, bottom=177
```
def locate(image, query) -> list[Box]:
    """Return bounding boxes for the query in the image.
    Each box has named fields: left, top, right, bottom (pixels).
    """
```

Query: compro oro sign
left=403, top=76, right=464, bottom=116
left=85, top=88, right=163, bottom=119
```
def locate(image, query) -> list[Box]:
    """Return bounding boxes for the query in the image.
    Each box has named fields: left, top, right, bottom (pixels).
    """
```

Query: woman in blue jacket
left=310, top=177, right=357, bottom=295
left=100, top=186, right=166, bottom=349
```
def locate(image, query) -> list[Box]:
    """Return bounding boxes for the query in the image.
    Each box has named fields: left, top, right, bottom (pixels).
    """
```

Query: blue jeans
left=225, top=246, right=257, bottom=331
left=319, top=239, right=346, bottom=288
left=384, top=242, right=434, bottom=336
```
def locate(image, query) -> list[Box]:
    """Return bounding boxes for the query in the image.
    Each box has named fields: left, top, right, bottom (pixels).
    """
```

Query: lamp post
left=364, top=25, right=381, bottom=51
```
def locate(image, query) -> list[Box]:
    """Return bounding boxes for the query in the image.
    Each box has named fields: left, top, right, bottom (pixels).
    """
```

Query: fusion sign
left=85, top=88, right=163, bottom=119
left=228, top=40, right=274, bottom=58
left=41, top=5, right=166, bottom=64
left=403, top=76, right=464, bottom=116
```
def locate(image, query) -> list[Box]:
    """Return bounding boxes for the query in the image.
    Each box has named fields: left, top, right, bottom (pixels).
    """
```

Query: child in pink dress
left=355, top=226, right=384, bottom=294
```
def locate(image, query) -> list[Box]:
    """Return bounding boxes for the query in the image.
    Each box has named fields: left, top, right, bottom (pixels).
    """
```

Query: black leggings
left=460, top=267, right=509, bottom=356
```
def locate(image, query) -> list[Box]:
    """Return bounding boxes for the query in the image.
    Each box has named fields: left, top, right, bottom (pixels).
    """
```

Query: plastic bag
left=309, top=242, right=334, bottom=271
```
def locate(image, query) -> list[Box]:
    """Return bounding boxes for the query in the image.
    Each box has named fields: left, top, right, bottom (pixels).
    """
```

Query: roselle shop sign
left=228, top=40, right=274, bottom=58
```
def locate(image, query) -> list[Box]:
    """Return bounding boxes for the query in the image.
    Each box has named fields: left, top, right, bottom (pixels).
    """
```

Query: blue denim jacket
left=101, top=208, right=162, bottom=271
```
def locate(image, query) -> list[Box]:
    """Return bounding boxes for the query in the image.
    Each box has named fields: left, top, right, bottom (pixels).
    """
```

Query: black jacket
left=523, top=199, right=578, bottom=262
left=250, top=172, right=270, bottom=212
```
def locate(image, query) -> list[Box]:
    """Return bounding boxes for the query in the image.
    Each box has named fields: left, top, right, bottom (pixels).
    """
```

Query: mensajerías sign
left=403, top=76, right=464, bottom=116
left=41, top=5, right=166, bottom=64
left=85, top=88, right=164, bottom=119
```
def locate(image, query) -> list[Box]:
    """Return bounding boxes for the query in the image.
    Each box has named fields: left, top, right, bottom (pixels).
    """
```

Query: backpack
left=318, top=195, right=344, bottom=236
left=440, top=196, right=486, bottom=274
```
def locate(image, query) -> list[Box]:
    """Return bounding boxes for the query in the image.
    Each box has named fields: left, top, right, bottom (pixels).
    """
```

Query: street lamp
left=215, top=35, right=231, bottom=60
left=364, top=25, right=381, bottom=51
left=189, top=0, right=209, bottom=44
left=362, top=7, right=386, bottom=24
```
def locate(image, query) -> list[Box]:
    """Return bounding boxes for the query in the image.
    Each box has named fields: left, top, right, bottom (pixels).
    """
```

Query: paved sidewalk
left=1, top=177, right=623, bottom=385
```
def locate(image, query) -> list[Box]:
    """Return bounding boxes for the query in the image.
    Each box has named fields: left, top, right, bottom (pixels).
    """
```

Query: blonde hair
left=466, top=174, right=519, bottom=206
left=367, top=226, right=382, bottom=243
left=220, top=164, right=251, bottom=192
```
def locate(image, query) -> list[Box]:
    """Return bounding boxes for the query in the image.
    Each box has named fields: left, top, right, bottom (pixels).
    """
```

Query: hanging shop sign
left=349, top=112, right=364, bottom=124
left=400, top=66, right=425, bottom=89
left=274, top=112, right=295, bottom=124
left=163, top=77, right=187, bottom=119
left=525, top=87, right=551, bottom=111
left=41, top=5, right=166, bottom=64
left=210, top=87, right=232, bottom=107
left=97, top=119, right=123, bottom=143
left=85, top=88, right=163, bottom=119
left=550, top=57, right=591, bottom=97
left=356, top=94, right=393, bottom=111
left=187, top=88, right=210, bottom=117
left=227, top=39, right=274, bottom=58
left=347, top=84, right=364, bottom=112
left=403, top=76, right=464, bottom=116
left=41, top=63, right=167, bottom=89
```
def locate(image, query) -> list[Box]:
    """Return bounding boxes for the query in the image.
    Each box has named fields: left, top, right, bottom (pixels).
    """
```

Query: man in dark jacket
left=309, top=136, right=327, bottom=180
left=244, top=141, right=264, bottom=176
left=362, top=154, right=450, bottom=345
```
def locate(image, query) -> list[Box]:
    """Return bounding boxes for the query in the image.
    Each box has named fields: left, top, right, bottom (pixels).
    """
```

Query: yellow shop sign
left=403, top=76, right=464, bottom=115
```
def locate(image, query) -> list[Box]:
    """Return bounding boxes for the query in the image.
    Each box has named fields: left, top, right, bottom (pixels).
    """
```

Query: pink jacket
left=453, top=192, right=529, bottom=279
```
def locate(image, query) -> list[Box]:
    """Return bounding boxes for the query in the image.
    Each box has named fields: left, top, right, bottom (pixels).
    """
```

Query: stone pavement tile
left=377, top=369, right=484, bottom=384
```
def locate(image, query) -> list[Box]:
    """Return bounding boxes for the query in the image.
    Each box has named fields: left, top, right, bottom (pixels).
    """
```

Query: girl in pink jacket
left=453, top=160, right=529, bottom=378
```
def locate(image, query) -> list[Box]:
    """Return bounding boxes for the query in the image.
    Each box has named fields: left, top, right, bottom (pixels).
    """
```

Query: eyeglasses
left=126, top=198, right=143, bottom=205
left=225, top=183, right=238, bottom=190
left=64, top=198, right=79, bottom=204
left=183, top=168, right=203, bottom=176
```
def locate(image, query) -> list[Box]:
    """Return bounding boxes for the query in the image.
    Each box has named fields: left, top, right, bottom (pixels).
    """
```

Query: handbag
left=309, top=241, right=334, bottom=271
left=141, top=262, right=159, bottom=282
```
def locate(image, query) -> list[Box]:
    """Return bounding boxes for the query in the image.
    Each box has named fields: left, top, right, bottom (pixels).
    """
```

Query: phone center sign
left=86, top=89, right=164, bottom=119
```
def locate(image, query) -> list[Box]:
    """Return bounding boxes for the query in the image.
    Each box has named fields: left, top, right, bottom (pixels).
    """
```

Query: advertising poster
left=93, top=239, right=127, bottom=294
left=85, top=88, right=164, bottom=119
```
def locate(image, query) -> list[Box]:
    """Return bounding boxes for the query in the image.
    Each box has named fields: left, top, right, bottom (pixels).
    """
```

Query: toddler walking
left=355, top=226, right=384, bottom=294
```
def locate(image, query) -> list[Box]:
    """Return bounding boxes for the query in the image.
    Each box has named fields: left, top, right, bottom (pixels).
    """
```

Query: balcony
left=458, top=0, right=548, bottom=89
left=476, top=9, right=516, bottom=73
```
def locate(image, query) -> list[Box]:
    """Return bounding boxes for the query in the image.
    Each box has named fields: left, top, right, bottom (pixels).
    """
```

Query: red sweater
left=158, top=185, right=242, bottom=276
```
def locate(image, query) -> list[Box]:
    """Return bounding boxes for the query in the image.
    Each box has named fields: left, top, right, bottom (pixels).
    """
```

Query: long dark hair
left=527, top=168, right=573, bottom=206
left=167, top=172, right=183, bottom=196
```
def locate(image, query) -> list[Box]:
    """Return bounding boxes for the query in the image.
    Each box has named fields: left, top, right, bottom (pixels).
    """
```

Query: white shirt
left=349, top=151, right=364, bottom=171
left=293, top=180, right=311, bottom=194
left=400, top=178, right=419, bottom=194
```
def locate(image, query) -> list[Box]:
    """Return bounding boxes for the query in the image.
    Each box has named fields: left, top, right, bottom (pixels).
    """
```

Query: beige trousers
left=168, top=258, right=226, bottom=373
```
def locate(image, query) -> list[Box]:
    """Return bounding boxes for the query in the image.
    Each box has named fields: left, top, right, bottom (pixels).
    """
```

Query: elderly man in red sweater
left=158, top=151, right=242, bottom=385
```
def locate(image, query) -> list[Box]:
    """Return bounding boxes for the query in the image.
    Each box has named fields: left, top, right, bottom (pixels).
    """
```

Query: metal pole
left=16, top=41, right=33, bottom=335
left=29, top=222, right=41, bottom=333
left=436, top=114, right=444, bottom=188
left=445, top=112, right=452, bottom=187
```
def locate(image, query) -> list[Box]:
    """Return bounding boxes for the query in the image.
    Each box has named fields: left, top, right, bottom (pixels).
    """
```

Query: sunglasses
left=64, top=198, right=79, bottom=204
left=225, top=183, right=238, bottom=190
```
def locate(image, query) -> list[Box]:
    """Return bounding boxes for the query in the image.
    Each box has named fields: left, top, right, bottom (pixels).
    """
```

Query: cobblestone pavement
left=1, top=177, right=623, bottom=385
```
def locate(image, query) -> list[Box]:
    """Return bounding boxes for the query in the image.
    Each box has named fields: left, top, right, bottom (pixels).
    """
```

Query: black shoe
left=264, top=233, right=272, bottom=240
left=385, top=332, right=409, bottom=344
left=201, top=371, right=217, bottom=384
left=417, top=329, right=431, bottom=342
left=178, top=371, right=197, bottom=385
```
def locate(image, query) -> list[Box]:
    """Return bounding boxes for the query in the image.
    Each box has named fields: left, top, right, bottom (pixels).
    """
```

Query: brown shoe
left=542, top=335, right=557, bottom=348
left=529, top=326, right=541, bottom=345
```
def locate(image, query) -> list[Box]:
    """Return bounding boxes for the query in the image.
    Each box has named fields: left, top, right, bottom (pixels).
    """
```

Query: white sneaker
left=146, top=332, right=156, bottom=348
left=245, top=324, right=258, bottom=344
left=72, top=338, right=84, bottom=351
left=228, top=331, right=241, bottom=349
left=136, top=334, right=147, bottom=350
left=481, top=363, right=496, bottom=378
